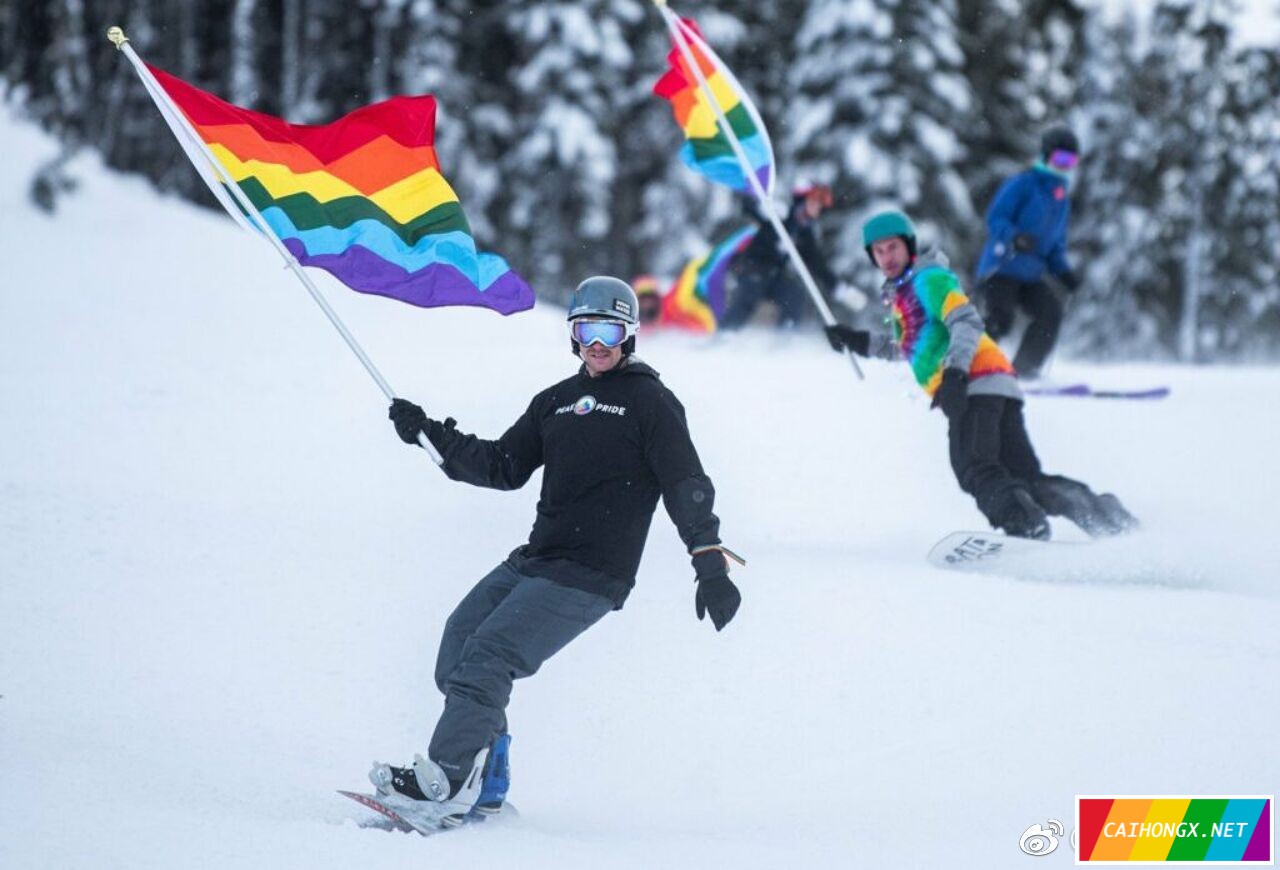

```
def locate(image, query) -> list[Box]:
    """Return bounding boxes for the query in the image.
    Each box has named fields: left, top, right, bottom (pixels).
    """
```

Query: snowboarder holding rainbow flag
left=375, top=276, right=743, bottom=829
left=825, top=210, right=1137, bottom=540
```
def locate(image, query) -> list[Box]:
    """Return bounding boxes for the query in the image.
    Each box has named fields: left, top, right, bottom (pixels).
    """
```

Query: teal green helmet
left=861, top=209, right=917, bottom=264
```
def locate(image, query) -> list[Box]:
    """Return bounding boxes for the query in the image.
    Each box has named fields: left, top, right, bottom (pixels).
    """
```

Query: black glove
left=695, top=574, right=741, bottom=631
left=933, top=367, right=969, bottom=421
left=388, top=398, right=429, bottom=446
left=1058, top=268, right=1082, bottom=292
left=824, top=324, right=871, bottom=356
left=1012, top=232, right=1037, bottom=253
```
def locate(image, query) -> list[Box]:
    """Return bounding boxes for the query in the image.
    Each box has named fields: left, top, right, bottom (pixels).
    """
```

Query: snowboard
left=927, top=529, right=1209, bottom=588
left=338, top=789, right=518, bottom=837
left=1024, top=382, right=1170, bottom=400
left=926, top=530, right=1084, bottom=574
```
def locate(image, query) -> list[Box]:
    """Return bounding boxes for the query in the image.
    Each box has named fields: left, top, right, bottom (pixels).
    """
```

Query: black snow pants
left=980, top=275, right=1063, bottom=378
left=947, top=395, right=1117, bottom=534
left=428, top=561, right=613, bottom=783
left=720, top=267, right=807, bottom=330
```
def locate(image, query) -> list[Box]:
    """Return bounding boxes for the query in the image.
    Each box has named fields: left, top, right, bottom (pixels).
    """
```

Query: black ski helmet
left=1040, top=126, right=1080, bottom=159
left=566, top=276, right=639, bottom=357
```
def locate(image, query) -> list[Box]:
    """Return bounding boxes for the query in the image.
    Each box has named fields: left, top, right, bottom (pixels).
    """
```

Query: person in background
left=633, top=274, right=665, bottom=327
left=720, top=182, right=866, bottom=330
left=973, top=126, right=1083, bottom=379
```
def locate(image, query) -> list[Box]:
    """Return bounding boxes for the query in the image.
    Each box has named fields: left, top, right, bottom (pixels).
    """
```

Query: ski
left=1025, top=383, right=1170, bottom=400
left=338, top=789, right=518, bottom=837
left=1087, top=386, right=1170, bottom=400
left=1023, top=382, right=1090, bottom=397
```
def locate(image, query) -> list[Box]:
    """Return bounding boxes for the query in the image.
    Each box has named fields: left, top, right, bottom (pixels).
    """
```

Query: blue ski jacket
left=975, top=165, right=1073, bottom=284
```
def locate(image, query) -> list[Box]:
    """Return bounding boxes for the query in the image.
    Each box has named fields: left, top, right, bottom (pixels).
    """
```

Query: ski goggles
left=570, top=318, right=635, bottom=347
left=1047, top=149, right=1080, bottom=170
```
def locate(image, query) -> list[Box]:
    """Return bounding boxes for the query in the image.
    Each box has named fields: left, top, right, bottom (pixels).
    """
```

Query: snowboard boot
left=996, top=488, right=1051, bottom=540
left=1032, top=476, right=1141, bottom=538
left=369, top=746, right=490, bottom=828
left=1092, top=493, right=1140, bottom=536
left=1031, top=475, right=1116, bottom=538
left=475, top=733, right=511, bottom=815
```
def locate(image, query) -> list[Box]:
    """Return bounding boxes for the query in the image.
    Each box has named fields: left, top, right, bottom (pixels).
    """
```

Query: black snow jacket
left=736, top=196, right=838, bottom=290
left=421, top=359, right=722, bottom=607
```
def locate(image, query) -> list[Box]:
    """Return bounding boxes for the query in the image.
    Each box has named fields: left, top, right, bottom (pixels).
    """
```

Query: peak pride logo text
left=555, top=395, right=627, bottom=417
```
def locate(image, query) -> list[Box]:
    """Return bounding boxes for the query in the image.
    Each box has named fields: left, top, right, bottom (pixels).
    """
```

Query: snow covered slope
left=2, top=113, right=1276, bottom=869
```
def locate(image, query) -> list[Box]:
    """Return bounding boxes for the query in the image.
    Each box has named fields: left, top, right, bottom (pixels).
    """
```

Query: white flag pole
left=107, top=27, right=444, bottom=464
left=656, top=3, right=863, bottom=379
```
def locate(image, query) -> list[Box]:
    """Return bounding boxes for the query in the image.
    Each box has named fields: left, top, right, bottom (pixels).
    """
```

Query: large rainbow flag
left=661, top=224, right=757, bottom=332
left=652, top=15, right=775, bottom=196
left=150, top=66, right=533, bottom=315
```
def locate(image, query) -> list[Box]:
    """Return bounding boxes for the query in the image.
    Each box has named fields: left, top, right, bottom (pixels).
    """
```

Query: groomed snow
left=1, top=112, right=1276, bottom=869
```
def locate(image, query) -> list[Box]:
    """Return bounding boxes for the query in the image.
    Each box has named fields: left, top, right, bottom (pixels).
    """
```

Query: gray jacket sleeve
left=942, top=301, right=986, bottom=372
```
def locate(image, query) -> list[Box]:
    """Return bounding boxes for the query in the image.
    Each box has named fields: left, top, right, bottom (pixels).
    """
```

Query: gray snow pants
left=427, top=560, right=613, bottom=782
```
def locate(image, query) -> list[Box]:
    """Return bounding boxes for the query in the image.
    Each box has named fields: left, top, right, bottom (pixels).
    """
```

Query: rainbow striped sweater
left=885, top=256, right=1021, bottom=400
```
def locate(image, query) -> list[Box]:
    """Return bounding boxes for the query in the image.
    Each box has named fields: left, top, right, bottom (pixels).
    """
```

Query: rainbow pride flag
left=660, top=224, right=757, bottom=332
left=653, top=15, right=775, bottom=196
left=1078, top=796, right=1272, bottom=863
left=150, top=66, right=533, bottom=315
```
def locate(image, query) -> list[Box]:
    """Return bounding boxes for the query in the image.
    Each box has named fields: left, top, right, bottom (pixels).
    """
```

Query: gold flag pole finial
left=107, top=27, right=129, bottom=49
